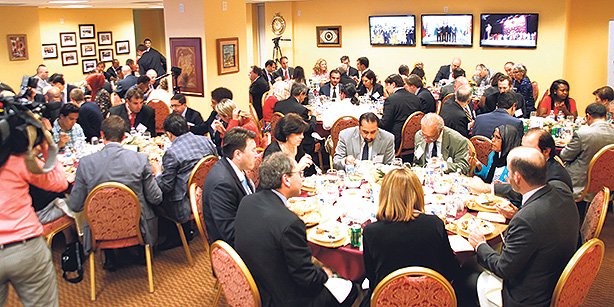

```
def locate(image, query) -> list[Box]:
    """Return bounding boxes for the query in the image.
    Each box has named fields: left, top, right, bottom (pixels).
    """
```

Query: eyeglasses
left=286, top=171, right=304, bottom=178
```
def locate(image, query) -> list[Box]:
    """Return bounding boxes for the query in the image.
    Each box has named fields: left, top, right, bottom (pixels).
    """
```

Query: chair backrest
left=269, top=112, right=284, bottom=142
left=550, top=238, right=605, bottom=307
left=531, top=81, right=539, bottom=105
left=371, top=266, right=456, bottom=307
left=467, top=140, right=477, bottom=175
left=580, top=187, right=610, bottom=243
left=246, top=150, right=264, bottom=189
left=396, top=111, right=424, bottom=156
left=578, top=144, right=614, bottom=201
left=189, top=183, right=209, bottom=243
left=187, top=155, right=219, bottom=189
left=437, top=94, right=455, bottom=114
left=248, top=102, right=263, bottom=133
left=84, top=182, right=143, bottom=248
left=330, top=116, right=359, bottom=156
left=470, top=136, right=493, bottom=166
left=147, top=100, right=170, bottom=135
left=210, top=240, right=261, bottom=307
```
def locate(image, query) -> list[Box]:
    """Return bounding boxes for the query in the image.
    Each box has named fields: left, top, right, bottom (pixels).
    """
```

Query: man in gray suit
left=560, top=103, right=614, bottom=201
left=333, top=112, right=395, bottom=170
left=414, top=113, right=469, bottom=174
left=70, top=115, right=163, bottom=253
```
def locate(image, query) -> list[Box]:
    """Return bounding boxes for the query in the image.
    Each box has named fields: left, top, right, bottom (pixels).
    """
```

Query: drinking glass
left=90, top=136, right=99, bottom=146
left=530, top=111, right=537, bottom=118
left=392, top=158, right=403, bottom=167
left=143, top=131, right=151, bottom=141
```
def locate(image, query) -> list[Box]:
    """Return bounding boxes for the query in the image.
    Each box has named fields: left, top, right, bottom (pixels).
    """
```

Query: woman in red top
left=214, top=98, right=262, bottom=146
left=537, top=79, right=578, bottom=119
left=262, top=81, right=290, bottom=123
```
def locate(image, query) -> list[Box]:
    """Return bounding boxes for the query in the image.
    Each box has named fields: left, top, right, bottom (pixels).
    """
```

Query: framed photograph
left=215, top=37, right=239, bottom=75
left=80, top=42, right=96, bottom=57
left=369, top=15, right=416, bottom=46
left=82, top=59, right=97, bottom=74
left=421, top=14, right=473, bottom=47
left=59, top=32, right=77, bottom=48
left=79, top=24, right=95, bottom=39
left=7, top=34, right=28, bottom=61
left=115, top=40, right=130, bottom=54
left=316, top=26, right=342, bottom=47
left=170, top=37, right=204, bottom=97
left=99, top=48, right=113, bottom=62
left=98, top=31, right=112, bottom=46
left=42, top=43, right=58, bottom=59
left=480, top=14, right=538, bottom=48
left=61, top=50, right=78, bottom=66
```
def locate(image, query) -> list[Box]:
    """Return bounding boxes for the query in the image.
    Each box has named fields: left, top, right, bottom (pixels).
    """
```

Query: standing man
left=404, top=74, right=436, bottom=114
left=440, top=85, right=474, bottom=138
left=249, top=65, right=270, bottom=120
left=275, top=56, right=294, bottom=82
left=170, top=93, right=207, bottom=135
left=138, top=40, right=167, bottom=76
left=206, top=88, right=233, bottom=154
left=263, top=60, right=277, bottom=84
left=433, top=57, right=462, bottom=85
left=469, top=147, right=579, bottom=307
left=273, top=83, right=317, bottom=155
left=381, top=74, right=422, bottom=151
left=414, top=113, right=470, bottom=174
left=51, top=103, right=85, bottom=153
left=318, top=69, right=342, bottom=99
left=340, top=55, right=359, bottom=78
left=109, top=88, right=156, bottom=135
left=70, top=88, right=103, bottom=141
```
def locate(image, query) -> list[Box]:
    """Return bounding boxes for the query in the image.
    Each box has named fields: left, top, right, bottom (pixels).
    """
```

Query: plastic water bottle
left=557, top=110, right=565, bottom=122
left=547, top=110, right=556, bottom=122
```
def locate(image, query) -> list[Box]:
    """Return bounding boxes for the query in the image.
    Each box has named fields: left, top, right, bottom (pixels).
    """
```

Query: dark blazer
left=115, top=74, right=137, bottom=98
left=235, top=190, right=329, bottom=307
left=205, top=110, right=224, bottom=155
left=347, top=66, right=359, bottom=78
left=318, top=82, right=343, bottom=98
left=274, top=67, right=295, bottom=81
left=63, top=84, right=77, bottom=104
left=108, top=103, right=156, bottom=136
left=472, top=108, right=524, bottom=138
left=340, top=74, right=357, bottom=87
left=477, top=184, right=579, bottom=307
left=381, top=88, right=422, bottom=150
left=250, top=76, right=270, bottom=120
left=273, top=96, right=317, bottom=150
left=440, top=101, right=471, bottom=138
left=363, top=215, right=460, bottom=304
left=482, top=92, right=525, bottom=116
left=184, top=107, right=207, bottom=135
left=433, top=64, right=451, bottom=85
left=78, top=101, right=103, bottom=141
left=106, top=66, right=119, bottom=81
left=138, top=48, right=167, bottom=76
left=416, top=87, right=436, bottom=114
left=357, top=83, right=385, bottom=100
left=494, top=158, right=573, bottom=207
left=202, top=158, right=253, bottom=247
left=42, top=100, right=63, bottom=123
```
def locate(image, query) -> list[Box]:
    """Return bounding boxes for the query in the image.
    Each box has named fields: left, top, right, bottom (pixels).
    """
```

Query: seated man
left=472, top=91, right=524, bottom=138
left=71, top=88, right=103, bottom=142
left=438, top=69, right=466, bottom=100
left=440, top=84, right=474, bottom=138
left=202, top=127, right=258, bottom=247
left=469, top=147, right=579, bottom=307
left=433, top=57, right=462, bottom=85
left=170, top=93, right=207, bottom=135
left=70, top=116, right=162, bottom=252
left=333, top=112, right=395, bottom=170
left=404, top=74, right=436, bottom=114
left=593, top=85, right=614, bottom=119
left=109, top=87, right=156, bottom=135
left=318, top=69, right=343, bottom=100
left=51, top=103, right=85, bottom=153
left=235, top=152, right=357, bottom=306
left=480, top=75, right=525, bottom=116
left=413, top=113, right=469, bottom=174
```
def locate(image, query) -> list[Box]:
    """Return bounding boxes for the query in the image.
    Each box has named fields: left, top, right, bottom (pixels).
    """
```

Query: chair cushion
left=376, top=276, right=454, bottom=307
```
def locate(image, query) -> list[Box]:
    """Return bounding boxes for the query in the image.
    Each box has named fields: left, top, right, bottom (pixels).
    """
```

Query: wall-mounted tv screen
left=369, top=15, right=416, bottom=46
left=421, top=14, right=473, bottom=47
left=480, top=14, right=539, bottom=48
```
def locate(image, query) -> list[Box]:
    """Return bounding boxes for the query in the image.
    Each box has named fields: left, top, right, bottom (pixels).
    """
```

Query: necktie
left=129, top=112, right=136, bottom=127
left=464, top=107, right=473, bottom=122
left=284, top=70, right=289, bottom=80
left=61, top=91, right=66, bottom=103
left=361, top=141, right=370, bottom=160
left=431, top=141, right=438, bottom=158
left=332, top=86, right=337, bottom=99
left=241, top=176, right=252, bottom=195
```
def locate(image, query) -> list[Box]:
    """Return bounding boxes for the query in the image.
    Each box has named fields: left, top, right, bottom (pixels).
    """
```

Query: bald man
left=115, top=65, right=137, bottom=98
left=433, top=57, right=462, bottom=85
left=43, top=86, right=63, bottom=122
left=469, top=147, right=579, bottom=307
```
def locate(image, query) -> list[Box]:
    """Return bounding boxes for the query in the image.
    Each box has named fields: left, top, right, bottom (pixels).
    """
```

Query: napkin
left=448, top=234, right=474, bottom=252
left=324, top=277, right=353, bottom=303
left=477, top=212, right=506, bottom=224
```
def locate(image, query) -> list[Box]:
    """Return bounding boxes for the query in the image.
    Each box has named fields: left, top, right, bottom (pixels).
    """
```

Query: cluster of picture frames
left=41, top=24, right=131, bottom=74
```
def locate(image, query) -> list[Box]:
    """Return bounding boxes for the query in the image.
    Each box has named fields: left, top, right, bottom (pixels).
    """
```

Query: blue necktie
left=241, top=176, right=252, bottom=195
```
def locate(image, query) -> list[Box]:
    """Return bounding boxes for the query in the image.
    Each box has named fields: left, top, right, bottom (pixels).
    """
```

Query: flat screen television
left=480, top=14, right=539, bottom=48
left=369, top=15, right=416, bottom=46
left=421, top=14, right=473, bottom=47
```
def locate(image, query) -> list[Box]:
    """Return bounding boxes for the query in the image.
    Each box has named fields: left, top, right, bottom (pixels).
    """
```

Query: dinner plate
left=455, top=218, right=495, bottom=237
left=310, top=223, right=347, bottom=243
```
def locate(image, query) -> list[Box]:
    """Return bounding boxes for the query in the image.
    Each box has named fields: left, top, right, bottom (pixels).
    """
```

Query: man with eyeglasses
left=170, top=93, right=207, bottom=135
left=413, top=113, right=470, bottom=174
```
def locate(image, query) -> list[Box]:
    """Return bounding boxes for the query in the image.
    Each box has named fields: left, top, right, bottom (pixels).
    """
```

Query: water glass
left=392, top=158, right=403, bottom=167
left=530, top=111, right=537, bottom=118
left=143, top=131, right=151, bottom=141
left=90, top=136, right=99, bottom=146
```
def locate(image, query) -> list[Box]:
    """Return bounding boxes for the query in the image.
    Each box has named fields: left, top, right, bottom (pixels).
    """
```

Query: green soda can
left=350, top=224, right=362, bottom=248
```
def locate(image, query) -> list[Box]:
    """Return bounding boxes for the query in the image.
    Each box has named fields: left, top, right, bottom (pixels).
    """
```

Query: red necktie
left=284, top=70, right=289, bottom=80
left=130, top=112, right=136, bottom=127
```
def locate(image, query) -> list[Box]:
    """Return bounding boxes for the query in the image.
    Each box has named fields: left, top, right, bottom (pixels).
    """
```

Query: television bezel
left=479, top=13, right=539, bottom=49
left=368, top=14, right=417, bottom=47
left=420, top=14, right=474, bottom=47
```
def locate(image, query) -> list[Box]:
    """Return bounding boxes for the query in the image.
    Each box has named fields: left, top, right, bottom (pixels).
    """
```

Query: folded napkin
left=448, top=234, right=474, bottom=253
left=324, top=277, right=353, bottom=303
left=477, top=212, right=506, bottom=223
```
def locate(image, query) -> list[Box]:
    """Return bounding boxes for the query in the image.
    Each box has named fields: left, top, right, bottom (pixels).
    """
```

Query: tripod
left=272, top=37, right=291, bottom=64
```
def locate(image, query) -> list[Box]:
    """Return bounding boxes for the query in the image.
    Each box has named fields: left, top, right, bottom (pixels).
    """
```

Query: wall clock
left=272, top=13, right=286, bottom=36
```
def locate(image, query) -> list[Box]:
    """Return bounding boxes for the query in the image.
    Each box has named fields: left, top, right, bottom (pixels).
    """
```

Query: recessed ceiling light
left=61, top=4, right=93, bottom=8
left=149, top=5, right=163, bottom=9
left=49, top=1, right=88, bottom=3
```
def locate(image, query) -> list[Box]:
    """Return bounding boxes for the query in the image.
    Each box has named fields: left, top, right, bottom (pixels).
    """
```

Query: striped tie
left=464, top=107, right=473, bottom=122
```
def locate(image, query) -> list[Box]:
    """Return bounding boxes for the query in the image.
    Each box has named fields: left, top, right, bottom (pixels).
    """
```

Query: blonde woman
left=213, top=98, right=262, bottom=146
left=311, top=58, right=329, bottom=85
left=362, top=168, right=460, bottom=305
left=263, top=81, right=290, bottom=123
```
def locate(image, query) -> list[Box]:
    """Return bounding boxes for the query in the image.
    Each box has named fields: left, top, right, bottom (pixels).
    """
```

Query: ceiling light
left=61, top=5, right=93, bottom=8
left=49, top=1, right=88, bottom=3
left=149, top=5, right=164, bottom=9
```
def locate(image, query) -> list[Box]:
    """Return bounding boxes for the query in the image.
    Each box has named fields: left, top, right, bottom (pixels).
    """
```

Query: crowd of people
left=1, top=44, right=614, bottom=307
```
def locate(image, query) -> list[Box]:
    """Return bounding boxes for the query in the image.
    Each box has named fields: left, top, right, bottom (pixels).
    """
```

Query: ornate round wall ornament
left=272, top=13, right=286, bottom=36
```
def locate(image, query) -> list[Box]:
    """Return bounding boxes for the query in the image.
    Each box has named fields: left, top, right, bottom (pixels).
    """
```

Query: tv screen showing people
left=421, top=14, right=473, bottom=47
left=369, top=15, right=416, bottom=46
left=480, top=14, right=539, bottom=48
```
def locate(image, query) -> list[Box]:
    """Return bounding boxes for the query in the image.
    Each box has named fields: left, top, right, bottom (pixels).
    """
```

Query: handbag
left=61, top=241, right=85, bottom=283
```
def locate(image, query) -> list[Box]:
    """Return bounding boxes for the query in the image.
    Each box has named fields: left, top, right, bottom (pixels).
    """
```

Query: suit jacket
left=274, top=67, right=295, bottom=81
left=78, top=101, right=103, bottom=141
left=115, top=74, right=137, bottom=98
left=357, top=83, right=384, bottom=100
left=250, top=76, right=270, bottom=120
left=560, top=121, right=614, bottom=200
left=440, top=101, right=471, bottom=138
left=109, top=104, right=156, bottom=136
left=202, top=158, right=253, bottom=247
left=482, top=92, right=525, bottom=117
left=416, top=87, right=436, bottom=114
left=438, top=82, right=455, bottom=101
left=263, top=71, right=276, bottom=84
left=318, top=82, right=343, bottom=98
left=472, top=108, right=524, bottom=138
left=106, top=66, right=119, bottom=81
left=273, top=96, right=317, bottom=149
left=414, top=127, right=470, bottom=174
left=205, top=110, right=224, bottom=155
left=138, top=48, right=167, bottom=76
left=235, top=190, right=329, bottom=307
left=184, top=107, right=207, bottom=135
left=62, top=84, right=77, bottom=104
left=433, top=64, right=451, bottom=85
left=340, top=74, right=357, bottom=87
left=69, top=143, right=163, bottom=246
left=381, top=88, right=422, bottom=150
left=333, top=127, right=395, bottom=170
left=347, top=66, right=359, bottom=78
left=477, top=184, right=579, bottom=307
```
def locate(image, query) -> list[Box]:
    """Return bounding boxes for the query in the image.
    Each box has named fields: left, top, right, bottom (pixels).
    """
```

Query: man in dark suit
left=235, top=152, right=357, bottom=306
left=115, top=65, right=137, bottom=99
left=249, top=65, right=270, bottom=120
left=338, top=66, right=357, bottom=87
left=355, top=57, right=373, bottom=93
left=202, top=127, right=258, bottom=247
left=106, top=59, right=121, bottom=81
left=340, top=55, right=359, bottom=79
left=49, top=73, right=76, bottom=105
left=263, top=59, right=277, bottom=84
left=472, top=92, right=524, bottom=138
left=438, top=69, right=466, bottom=101
left=274, top=56, right=294, bottom=81
left=480, top=75, right=526, bottom=116
left=137, top=43, right=167, bottom=77
left=405, top=74, right=436, bottom=114
left=440, top=85, right=474, bottom=138
left=469, top=147, right=579, bottom=307
left=433, top=57, right=462, bottom=85
left=381, top=74, right=422, bottom=151
left=170, top=93, right=207, bottom=135
left=318, top=69, right=342, bottom=99
left=273, top=82, right=317, bottom=154
left=109, top=88, right=156, bottom=135
left=206, top=88, right=233, bottom=155
left=70, top=88, right=103, bottom=142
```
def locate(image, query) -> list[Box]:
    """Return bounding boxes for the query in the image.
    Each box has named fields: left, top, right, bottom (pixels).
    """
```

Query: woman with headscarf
left=473, top=124, right=522, bottom=183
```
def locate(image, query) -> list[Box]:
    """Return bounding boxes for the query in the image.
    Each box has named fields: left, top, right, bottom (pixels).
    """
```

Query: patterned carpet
left=7, top=216, right=614, bottom=306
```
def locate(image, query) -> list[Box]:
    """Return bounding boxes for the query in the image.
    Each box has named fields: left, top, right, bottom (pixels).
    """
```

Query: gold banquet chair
left=575, top=144, right=614, bottom=202
left=210, top=240, right=261, bottom=307
left=395, top=111, right=424, bottom=158
left=580, top=187, right=610, bottom=243
left=371, top=267, right=456, bottom=307
left=327, top=116, right=359, bottom=167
